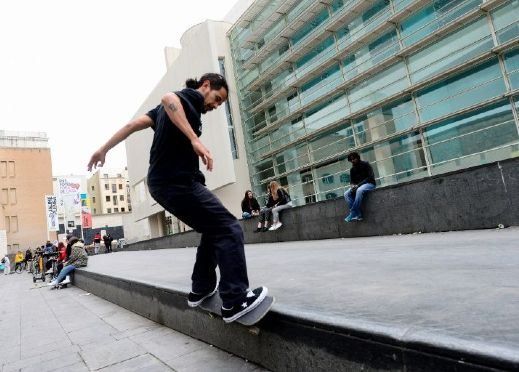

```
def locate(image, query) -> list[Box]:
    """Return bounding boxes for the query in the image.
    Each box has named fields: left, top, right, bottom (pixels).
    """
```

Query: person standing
left=103, top=234, right=113, bottom=253
left=24, top=248, right=33, bottom=272
left=87, top=73, right=267, bottom=323
left=344, top=152, right=376, bottom=222
left=2, top=255, right=10, bottom=275
left=93, top=232, right=101, bottom=255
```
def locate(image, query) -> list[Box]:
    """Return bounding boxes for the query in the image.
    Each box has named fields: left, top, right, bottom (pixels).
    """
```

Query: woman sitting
left=268, top=181, right=293, bottom=231
left=48, top=236, right=88, bottom=287
left=241, top=190, right=260, bottom=220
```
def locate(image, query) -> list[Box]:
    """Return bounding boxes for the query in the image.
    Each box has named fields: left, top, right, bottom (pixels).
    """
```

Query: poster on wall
left=45, top=195, right=59, bottom=231
left=81, top=196, right=92, bottom=229
left=57, top=177, right=81, bottom=228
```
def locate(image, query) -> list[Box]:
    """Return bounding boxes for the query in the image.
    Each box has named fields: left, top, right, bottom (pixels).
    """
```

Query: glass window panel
left=300, top=64, right=342, bottom=106
left=349, top=62, right=408, bottom=113
left=295, top=36, right=335, bottom=69
left=394, top=0, right=415, bottom=12
left=356, top=30, right=400, bottom=74
left=291, top=9, right=329, bottom=45
left=372, top=132, right=428, bottom=187
left=309, top=124, right=356, bottom=162
left=305, top=95, right=349, bottom=133
left=400, top=0, right=482, bottom=48
left=424, top=101, right=518, bottom=174
left=416, top=59, right=505, bottom=122
left=282, top=144, right=310, bottom=172
left=491, top=0, right=519, bottom=44
left=315, top=159, right=350, bottom=201
left=408, top=18, right=493, bottom=84
left=504, top=49, right=519, bottom=90
left=354, top=98, right=417, bottom=144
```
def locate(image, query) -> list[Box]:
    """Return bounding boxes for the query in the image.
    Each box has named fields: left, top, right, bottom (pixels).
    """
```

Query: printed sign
left=45, top=195, right=59, bottom=231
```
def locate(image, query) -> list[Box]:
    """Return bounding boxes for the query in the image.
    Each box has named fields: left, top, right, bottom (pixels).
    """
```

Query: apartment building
left=0, top=131, right=53, bottom=256
left=87, top=169, right=131, bottom=215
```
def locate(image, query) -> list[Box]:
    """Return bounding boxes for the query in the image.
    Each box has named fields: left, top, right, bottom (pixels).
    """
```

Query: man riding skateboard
left=87, top=73, right=268, bottom=323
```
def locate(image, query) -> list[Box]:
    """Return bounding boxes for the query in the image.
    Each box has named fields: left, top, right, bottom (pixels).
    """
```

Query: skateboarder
left=87, top=73, right=268, bottom=323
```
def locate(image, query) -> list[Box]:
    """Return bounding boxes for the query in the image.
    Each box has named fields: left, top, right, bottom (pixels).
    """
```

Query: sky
left=0, top=0, right=241, bottom=176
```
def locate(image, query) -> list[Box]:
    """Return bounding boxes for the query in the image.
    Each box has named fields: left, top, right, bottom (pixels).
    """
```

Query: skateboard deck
left=199, top=293, right=274, bottom=326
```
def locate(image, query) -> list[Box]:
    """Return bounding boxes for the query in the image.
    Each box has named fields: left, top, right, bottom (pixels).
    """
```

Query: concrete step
left=74, top=232, right=519, bottom=371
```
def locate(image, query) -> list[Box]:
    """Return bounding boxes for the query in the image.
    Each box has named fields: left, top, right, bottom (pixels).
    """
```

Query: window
left=121, top=208, right=125, bottom=212
left=113, top=197, right=118, bottom=206
left=10, top=216, right=18, bottom=232
left=105, top=196, right=111, bottom=202
left=416, top=59, right=505, bottom=122
left=424, top=100, right=517, bottom=174
left=93, top=208, right=97, bottom=214
left=1, top=188, right=7, bottom=205
left=107, top=208, right=112, bottom=213
left=114, top=208, right=119, bottom=213
left=112, top=184, right=117, bottom=193
left=9, top=188, right=16, bottom=204
left=91, top=185, right=95, bottom=191
left=104, top=184, right=109, bottom=190
left=13, top=244, right=19, bottom=252
left=92, top=196, right=96, bottom=203
left=118, top=184, right=123, bottom=190
left=8, top=161, right=15, bottom=177
left=219, top=57, right=239, bottom=159
left=119, top=195, right=124, bottom=201
left=0, top=162, right=6, bottom=177
left=4, top=217, right=9, bottom=232
left=321, top=174, right=335, bottom=184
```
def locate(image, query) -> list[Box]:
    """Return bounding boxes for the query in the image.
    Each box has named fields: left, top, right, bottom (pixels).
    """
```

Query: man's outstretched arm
left=161, top=92, right=213, bottom=171
left=87, top=115, right=154, bottom=171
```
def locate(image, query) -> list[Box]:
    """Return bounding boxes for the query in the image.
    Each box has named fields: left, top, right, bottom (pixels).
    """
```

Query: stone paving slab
left=80, top=227, right=519, bottom=365
left=0, top=271, right=269, bottom=372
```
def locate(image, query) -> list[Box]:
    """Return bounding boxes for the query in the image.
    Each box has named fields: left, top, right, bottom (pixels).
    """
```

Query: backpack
left=281, top=188, right=291, bottom=202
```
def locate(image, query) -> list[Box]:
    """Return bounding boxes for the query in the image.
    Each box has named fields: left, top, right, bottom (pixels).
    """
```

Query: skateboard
left=199, top=292, right=275, bottom=326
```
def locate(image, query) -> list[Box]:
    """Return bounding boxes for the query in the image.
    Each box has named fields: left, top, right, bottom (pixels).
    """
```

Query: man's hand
left=351, top=184, right=358, bottom=191
left=191, top=138, right=213, bottom=171
left=87, top=148, right=107, bottom=171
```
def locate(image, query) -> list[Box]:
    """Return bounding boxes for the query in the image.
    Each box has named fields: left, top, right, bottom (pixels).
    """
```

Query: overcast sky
left=0, top=0, right=241, bottom=176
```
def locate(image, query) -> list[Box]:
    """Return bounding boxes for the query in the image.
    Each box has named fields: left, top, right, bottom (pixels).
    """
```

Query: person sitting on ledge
left=48, top=236, right=88, bottom=287
left=344, top=151, right=376, bottom=222
left=241, top=190, right=260, bottom=220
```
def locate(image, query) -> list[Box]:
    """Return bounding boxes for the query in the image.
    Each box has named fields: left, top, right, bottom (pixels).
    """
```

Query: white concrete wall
left=124, top=20, right=252, bottom=242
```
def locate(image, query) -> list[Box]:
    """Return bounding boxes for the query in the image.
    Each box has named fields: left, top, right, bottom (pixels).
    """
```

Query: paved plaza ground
left=0, top=272, right=267, bottom=372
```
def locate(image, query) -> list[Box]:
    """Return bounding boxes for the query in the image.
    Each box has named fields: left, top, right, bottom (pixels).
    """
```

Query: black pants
left=149, top=181, right=249, bottom=307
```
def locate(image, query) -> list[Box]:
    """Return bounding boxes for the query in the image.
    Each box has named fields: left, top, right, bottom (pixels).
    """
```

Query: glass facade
left=229, top=0, right=519, bottom=205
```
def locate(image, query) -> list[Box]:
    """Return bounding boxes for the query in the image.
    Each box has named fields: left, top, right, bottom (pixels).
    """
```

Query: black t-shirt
left=350, top=160, right=376, bottom=186
left=146, top=88, right=205, bottom=185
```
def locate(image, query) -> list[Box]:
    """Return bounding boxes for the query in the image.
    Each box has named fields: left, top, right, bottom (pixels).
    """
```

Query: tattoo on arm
left=167, top=102, right=178, bottom=113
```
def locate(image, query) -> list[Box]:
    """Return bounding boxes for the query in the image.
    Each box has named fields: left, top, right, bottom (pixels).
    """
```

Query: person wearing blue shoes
left=344, top=152, right=376, bottom=222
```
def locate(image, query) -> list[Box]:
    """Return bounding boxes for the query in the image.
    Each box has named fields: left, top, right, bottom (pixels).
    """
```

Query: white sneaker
left=47, top=280, right=57, bottom=287
left=269, top=222, right=282, bottom=231
left=45, top=268, right=53, bottom=274
left=61, top=276, right=71, bottom=285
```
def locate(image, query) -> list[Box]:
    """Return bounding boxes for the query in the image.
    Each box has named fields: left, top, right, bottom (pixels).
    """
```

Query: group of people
left=1, top=236, right=89, bottom=288
left=241, top=152, right=376, bottom=226
left=93, top=232, right=113, bottom=254
left=241, top=180, right=294, bottom=232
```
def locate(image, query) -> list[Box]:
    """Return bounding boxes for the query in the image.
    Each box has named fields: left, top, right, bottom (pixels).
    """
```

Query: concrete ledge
left=122, top=157, right=519, bottom=251
left=74, top=269, right=518, bottom=371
